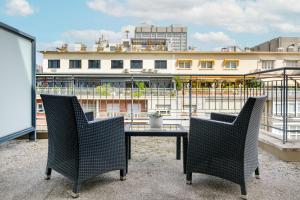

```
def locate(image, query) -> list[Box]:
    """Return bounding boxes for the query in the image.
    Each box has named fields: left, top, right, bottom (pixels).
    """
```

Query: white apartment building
left=41, top=50, right=300, bottom=75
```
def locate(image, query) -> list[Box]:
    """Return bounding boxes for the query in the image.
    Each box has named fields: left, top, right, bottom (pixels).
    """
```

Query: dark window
left=155, top=60, right=167, bottom=69
left=111, top=60, right=123, bottom=69
left=88, top=60, right=100, bottom=69
left=48, top=60, right=60, bottom=68
left=131, top=60, right=143, bottom=69
left=69, top=60, right=81, bottom=69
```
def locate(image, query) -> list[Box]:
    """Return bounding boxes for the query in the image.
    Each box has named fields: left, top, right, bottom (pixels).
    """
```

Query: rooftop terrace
left=1, top=138, right=300, bottom=200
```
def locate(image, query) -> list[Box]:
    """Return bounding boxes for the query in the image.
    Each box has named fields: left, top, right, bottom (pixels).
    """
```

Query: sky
left=1, top=0, right=300, bottom=64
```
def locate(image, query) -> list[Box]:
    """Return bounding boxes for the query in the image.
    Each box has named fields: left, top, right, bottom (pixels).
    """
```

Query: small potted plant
left=149, top=111, right=163, bottom=128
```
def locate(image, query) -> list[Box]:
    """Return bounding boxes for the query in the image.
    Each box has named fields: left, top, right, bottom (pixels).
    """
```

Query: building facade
left=41, top=50, right=300, bottom=75
left=134, top=25, right=187, bottom=51
left=251, top=37, right=300, bottom=52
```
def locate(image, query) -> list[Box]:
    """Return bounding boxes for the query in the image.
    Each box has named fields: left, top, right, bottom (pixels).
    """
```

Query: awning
left=176, top=59, right=193, bottom=63
left=199, top=59, right=215, bottom=64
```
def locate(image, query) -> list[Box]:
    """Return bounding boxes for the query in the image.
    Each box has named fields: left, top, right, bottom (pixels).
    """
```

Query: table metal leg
left=176, top=136, right=181, bottom=160
left=183, top=136, right=188, bottom=174
left=125, top=136, right=129, bottom=173
left=128, top=136, right=131, bottom=160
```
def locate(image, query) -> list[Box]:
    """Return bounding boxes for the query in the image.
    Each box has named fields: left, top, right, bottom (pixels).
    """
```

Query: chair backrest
left=41, top=94, right=87, bottom=177
left=234, top=96, right=266, bottom=139
left=234, top=96, right=267, bottom=174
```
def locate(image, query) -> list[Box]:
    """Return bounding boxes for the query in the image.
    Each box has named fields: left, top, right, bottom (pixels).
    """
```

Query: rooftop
left=1, top=138, right=300, bottom=200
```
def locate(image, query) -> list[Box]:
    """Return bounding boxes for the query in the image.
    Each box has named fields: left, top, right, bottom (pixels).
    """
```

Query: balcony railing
left=36, top=67, right=300, bottom=143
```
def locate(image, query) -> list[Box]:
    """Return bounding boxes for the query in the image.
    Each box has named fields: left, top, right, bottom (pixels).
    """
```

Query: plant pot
left=149, top=117, right=163, bottom=128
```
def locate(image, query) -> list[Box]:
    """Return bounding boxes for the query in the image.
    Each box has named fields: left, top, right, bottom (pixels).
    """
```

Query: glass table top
left=125, top=124, right=186, bottom=132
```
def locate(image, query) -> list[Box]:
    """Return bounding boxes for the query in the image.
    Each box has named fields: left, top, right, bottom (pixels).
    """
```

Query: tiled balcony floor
left=1, top=138, right=300, bottom=200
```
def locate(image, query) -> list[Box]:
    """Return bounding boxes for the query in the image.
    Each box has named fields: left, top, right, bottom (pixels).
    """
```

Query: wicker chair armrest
left=210, top=113, right=237, bottom=123
left=84, top=111, right=94, bottom=121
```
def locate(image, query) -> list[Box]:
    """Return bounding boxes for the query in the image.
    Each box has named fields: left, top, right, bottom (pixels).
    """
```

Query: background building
left=251, top=37, right=300, bottom=52
left=134, top=24, right=187, bottom=51
left=41, top=46, right=300, bottom=75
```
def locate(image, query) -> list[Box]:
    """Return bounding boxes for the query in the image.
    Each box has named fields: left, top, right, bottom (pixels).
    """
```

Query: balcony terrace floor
left=1, top=138, right=300, bottom=200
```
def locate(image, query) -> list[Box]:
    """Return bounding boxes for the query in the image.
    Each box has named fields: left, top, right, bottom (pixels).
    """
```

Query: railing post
left=243, top=75, right=246, bottom=103
left=283, top=69, right=286, bottom=144
left=189, top=76, right=192, bottom=118
left=131, top=76, right=134, bottom=125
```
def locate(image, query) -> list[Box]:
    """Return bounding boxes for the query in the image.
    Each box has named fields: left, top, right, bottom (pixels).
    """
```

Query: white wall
left=0, top=27, right=33, bottom=138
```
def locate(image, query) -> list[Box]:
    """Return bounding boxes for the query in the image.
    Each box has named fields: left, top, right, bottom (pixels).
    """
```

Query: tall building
left=134, top=24, right=187, bottom=51
left=251, top=37, right=300, bottom=52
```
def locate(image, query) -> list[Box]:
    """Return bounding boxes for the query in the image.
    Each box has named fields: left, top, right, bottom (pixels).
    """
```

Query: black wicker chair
left=41, top=94, right=126, bottom=198
left=186, top=96, right=267, bottom=199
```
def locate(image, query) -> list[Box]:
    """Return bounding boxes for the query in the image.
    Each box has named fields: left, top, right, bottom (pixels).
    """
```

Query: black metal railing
left=36, top=67, right=300, bottom=143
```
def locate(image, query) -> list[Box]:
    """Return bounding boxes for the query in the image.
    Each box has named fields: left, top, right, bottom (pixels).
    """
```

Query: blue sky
left=1, top=0, right=300, bottom=64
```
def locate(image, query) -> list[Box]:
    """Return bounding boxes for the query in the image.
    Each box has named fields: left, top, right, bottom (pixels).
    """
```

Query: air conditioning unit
left=287, top=46, right=295, bottom=52
left=123, top=69, right=129, bottom=73
left=277, top=47, right=284, bottom=52
left=153, top=69, right=158, bottom=74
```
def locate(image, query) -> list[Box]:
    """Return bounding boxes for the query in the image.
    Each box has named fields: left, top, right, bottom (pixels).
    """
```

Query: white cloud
left=193, top=32, right=235, bottom=46
left=37, top=40, right=66, bottom=51
left=37, top=25, right=136, bottom=53
left=61, top=25, right=135, bottom=44
left=5, top=0, right=34, bottom=16
left=86, top=0, right=300, bottom=33
left=62, top=29, right=122, bottom=43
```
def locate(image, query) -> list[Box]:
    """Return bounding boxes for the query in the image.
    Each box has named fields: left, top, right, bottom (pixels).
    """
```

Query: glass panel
left=69, top=60, right=81, bottom=69
left=88, top=60, right=100, bottom=69
left=111, top=60, right=123, bottom=69
left=155, top=60, right=167, bottom=69
left=48, top=60, right=60, bottom=68
left=127, top=124, right=183, bottom=131
left=131, top=60, right=143, bottom=69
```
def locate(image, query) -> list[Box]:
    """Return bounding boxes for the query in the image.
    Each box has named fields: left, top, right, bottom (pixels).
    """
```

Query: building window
left=155, top=60, right=167, bottom=69
left=200, top=60, right=214, bottom=69
left=107, top=103, right=120, bottom=117
left=48, top=60, right=60, bottom=69
left=69, top=60, right=81, bottom=69
left=131, top=60, right=143, bottom=69
left=261, top=60, right=274, bottom=70
left=88, top=60, right=100, bottom=69
left=224, top=60, right=238, bottom=69
left=285, top=60, right=299, bottom=67
left=111, top=60, right=123, bottom=69
left=37, top=103, right=44, bottom=113
left=178, top=60, right=191, bottom=69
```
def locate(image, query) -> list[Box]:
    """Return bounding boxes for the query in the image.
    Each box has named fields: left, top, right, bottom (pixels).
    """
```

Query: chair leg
left=120, top=169, right=126, bottom=181
left=71, top=182, right=80, bottom=198
left=255, top=167, right=260, bottom=179
left=240, top=182, right=247, bottom=199
left=186, top=172, right=192, bottom=185
left=44, top=167, right=52, bottom=180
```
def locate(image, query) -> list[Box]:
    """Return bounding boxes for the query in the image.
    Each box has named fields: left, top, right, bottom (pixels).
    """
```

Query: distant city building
left=134, top=24, right=187, bottom=51
left=251, top=37, right=300, bottom=52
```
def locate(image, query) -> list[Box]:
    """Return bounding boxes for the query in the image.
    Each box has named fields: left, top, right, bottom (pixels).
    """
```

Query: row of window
left=177, top=60, right=238, bottom=69
left=262, top=60, right=299, bottom=70
left=48, top=60, right=168, bottom=69
left=49, top=59, right=300, bottom=70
